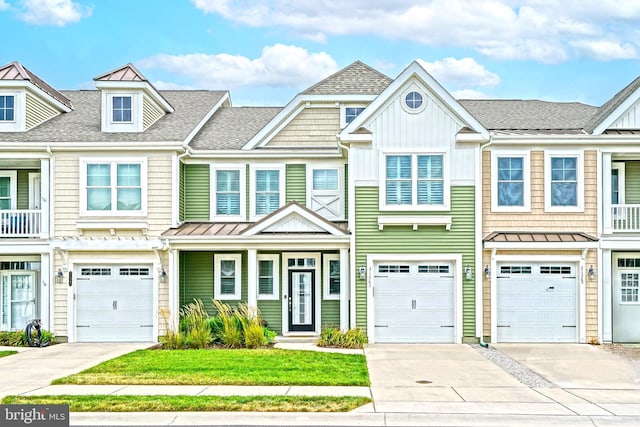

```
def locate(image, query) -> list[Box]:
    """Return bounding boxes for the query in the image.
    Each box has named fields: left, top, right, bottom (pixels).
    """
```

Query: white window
left=0, top=171, right=17, bottom=210
left=491, top=151, right=530, bottom=212
left=340, top=105, right=366, bottom=127
left=307, top=167, right=343, bottom=219
left=381, top=153, right=449, bottom=211
left=80, top=159, right=147, bottom=216
left=214, top=254, right=242, bottom=300
left=544, top=151, right=583, bottom=212
left=612, top=162, right=625, bottom=205
left=257, top=254, right=279, bottom=300
left=0, top=95, right=15, bottom=122
left=112, top=96, right=132, bottom=123
left=401, top=88, right=427, bottom=114
left=250, top=165, right=284, bottom=220
left=211, top=165, right=246, bottom=222
left=323, top=254, right=340, bottom=300
left=102, top=92, right=140, bottom=132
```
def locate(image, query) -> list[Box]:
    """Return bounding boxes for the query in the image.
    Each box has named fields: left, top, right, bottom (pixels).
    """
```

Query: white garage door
left=497, top=262, right=577, bottom=343
left=374, top=261, right=455, bottom=343
left=76, top=266, right=154, bottom=342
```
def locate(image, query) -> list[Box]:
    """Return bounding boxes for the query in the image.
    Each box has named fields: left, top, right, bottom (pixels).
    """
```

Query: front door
left=288, top=270, right=315, bottom=332
left=613, top=257, right=640, bottom=342
left=1, top=271, right=36, bottom=330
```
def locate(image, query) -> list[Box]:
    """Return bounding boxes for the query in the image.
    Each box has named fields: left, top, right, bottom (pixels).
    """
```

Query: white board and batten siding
left=610, top=100, right=640, bottom=129
left=350, top=81, right=475, bottom=184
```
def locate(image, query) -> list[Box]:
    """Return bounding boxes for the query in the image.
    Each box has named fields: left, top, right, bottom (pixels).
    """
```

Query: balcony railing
left=611, top=205, right=640, bottom=232
left=0, top=210, right=42, bottom=237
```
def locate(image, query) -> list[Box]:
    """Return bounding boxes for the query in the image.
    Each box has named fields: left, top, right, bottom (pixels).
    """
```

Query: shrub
left=180, top=299, right=211, bottom=349
left=237, top=303, right=265, bottom=349
left=263, top=327, right=277, bottom=345
left=318, top=327, right=367, bottom=349
left=212, top=300, right=243, bottom=348
left=0, top=329, right=57, bottom=347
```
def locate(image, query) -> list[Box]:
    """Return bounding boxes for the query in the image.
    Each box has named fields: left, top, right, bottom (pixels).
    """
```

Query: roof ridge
left=302, top=60, right=392, bottom=95
left=584, top=74, right=640, bottom=133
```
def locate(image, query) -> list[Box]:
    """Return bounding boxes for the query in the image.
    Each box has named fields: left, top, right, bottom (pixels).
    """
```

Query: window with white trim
left=212, top=165, right=246, bottom=221
left=214, top=254, right=242, bottom=300
left=545, top=152, right=583, bottom=212
left=250, top=165, right=284, bottom=220
left=0, top=171, right=17, bottom=210
left=81, top=160, right=146, bottom=215
left=308, top=167, right=343, bottom=219
left=257, top=254, right=279, bottom=300
left=620, top=273, right=639, bottom=303
left=0, top=95, right=15, bottom=122
left=340, top=105, right=366, bottom=127
left=382, top=153, right=447, bottom=210
left=491, top=151, right=530, bottom=212
left=323, top=254, right=340, bottom=300
left=112, top=96, right=132, bottom=123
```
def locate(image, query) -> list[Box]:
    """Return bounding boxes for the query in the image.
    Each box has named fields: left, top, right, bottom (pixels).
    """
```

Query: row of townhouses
left=0, top=59, right=638, bottom=344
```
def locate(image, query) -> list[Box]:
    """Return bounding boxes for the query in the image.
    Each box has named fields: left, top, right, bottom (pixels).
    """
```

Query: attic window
left=112, top=96, right=132, bottom=122
left=0, top=95, right=14, bottom=121
left=405, top=91, right=423, bottom=110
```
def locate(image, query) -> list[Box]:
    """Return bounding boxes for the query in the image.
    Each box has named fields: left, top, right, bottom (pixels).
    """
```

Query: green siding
left=354, top=186, right=476, bottom=338
left=183, top=164, right=210, bottom=220
left=286, top=164, right=306, bottom=205
left=625, top=161, right=640, bottom=204
left=17, top=170, right=38, bottom=210
left=257, top=300, right=281, bottom=334
left=321, top=300, right=340, bottom=329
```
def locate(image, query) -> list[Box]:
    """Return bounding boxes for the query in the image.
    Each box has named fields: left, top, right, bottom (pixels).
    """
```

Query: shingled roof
left=583, top=75, right=640, bottom=133
left=0, top=90, right=226, bottom=143
left=302, top=61, right=392, bottom=96
left=189, top=106, right=282, bottom=150
left=0, top=61, right=72, bottom=109
left=460, top=99, right=598, bottom=132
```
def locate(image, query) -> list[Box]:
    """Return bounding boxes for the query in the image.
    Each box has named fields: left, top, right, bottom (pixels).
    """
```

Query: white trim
left=611, top=162, right=626, bottom=204
left=379, top=152, right=451, bottom=212
left=592, top=88, right=640, bottom=135
left=602, top=249, right=612, bottom=342
left=323, top=254, right=340, bottom=300
left=249, top=164, right=286, bottom=221
left=491, top=150, right=531, bottom=212
left=210, top=164, right=246, bottom=222
left=306, top=164, right=344, bottom=220
left=366, top=253, right=463, bottom=344
left=484, top=241, right=598, bottom=250
left=340, top=104, right=367, bottom=128
left=101, top=92, right=142, bottom=133
left=339, top=248, right=349, bottom=331
left=377, top=215, right=452, bottom=231
left=28, top=172, right=41, bottom=210
left=0, top=91, right=24, bottom=132
left=544, top=150, right=584, bottom=213
left=76, top=221, right=149, bottom=236
left=401, top=87, right=427, bottom=114
left=257, top=253, right=280, bottom=300
left=0, top=170, right=17, bottom=209
left=79, top=157, right=148, bottom=217
left=243, top=203, right=347, bottom=237
left=281, top=252, right=321, bottom=335
left=214, top=253, right=242, bottom=301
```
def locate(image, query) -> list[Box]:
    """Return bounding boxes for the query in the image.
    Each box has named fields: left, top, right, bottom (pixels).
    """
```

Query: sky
left=1, top=0, right=640, bottom=107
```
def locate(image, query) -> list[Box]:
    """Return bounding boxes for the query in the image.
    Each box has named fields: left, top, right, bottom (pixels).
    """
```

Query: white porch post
left=340, top=248, right=349, bottom=331
left=40, top=158, right=50, bottom=238
left=247, top=249, right=258, bottom=316
left=168, top=249, right=179, bottom=330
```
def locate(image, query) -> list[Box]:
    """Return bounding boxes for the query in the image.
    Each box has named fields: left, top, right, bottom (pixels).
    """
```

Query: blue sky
left=1, top=0, right=640, bottom=107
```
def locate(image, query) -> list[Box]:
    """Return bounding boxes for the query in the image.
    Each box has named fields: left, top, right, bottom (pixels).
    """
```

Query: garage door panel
left=497, top=262, right=577, bottom=343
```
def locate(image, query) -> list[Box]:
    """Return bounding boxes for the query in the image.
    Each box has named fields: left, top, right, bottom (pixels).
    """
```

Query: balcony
left=0, top=210, right=42, bottom=237
left=610, top=205, right=640, bottom=232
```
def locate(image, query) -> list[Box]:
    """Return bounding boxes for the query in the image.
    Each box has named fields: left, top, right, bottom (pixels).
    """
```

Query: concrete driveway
left=0, top=342, right=151, bottom=399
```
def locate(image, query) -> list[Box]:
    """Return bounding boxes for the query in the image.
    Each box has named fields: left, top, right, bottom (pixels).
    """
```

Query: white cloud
left=570, top=40, right=639, bottom=61
left=452, top=89, right=488, bottom=99
left=138, top=44, right=338, bottom=90
left=419, top=58, right=500, bottom=87
left=151, top=81, right=196, bottom=91
left=191, top=0, right=640, bottom=62
left=0, top=0, right=10, bottom=11
left=18, top=0, right=92, bottom=26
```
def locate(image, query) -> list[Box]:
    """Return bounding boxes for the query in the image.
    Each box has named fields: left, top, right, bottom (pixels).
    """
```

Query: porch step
left=274, top=335, right=318, bottom=344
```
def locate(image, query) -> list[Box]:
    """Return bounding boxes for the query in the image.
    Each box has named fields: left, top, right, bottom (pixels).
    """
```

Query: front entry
left=613, top=254, right=640, bottom=342
left=288, top=270, right=315, bottom=332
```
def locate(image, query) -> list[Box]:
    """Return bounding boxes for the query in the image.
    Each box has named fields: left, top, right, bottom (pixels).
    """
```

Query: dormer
left=93, top=63, right=174, bottom=133
left=0, top=61, right=72, bottom=132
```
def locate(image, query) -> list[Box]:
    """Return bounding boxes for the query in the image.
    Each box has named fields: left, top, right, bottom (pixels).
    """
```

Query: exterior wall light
left=55, top=268, right=64, bottom=284
left=160, top=268, right=168, bottom=283
left=464, top=265, right=472, bottom=280
left=484, top=265, right=491, bottom=279
left=588, top=265, right=596, bottom=281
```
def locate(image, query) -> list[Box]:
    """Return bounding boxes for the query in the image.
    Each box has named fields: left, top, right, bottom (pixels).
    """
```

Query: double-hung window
left=492, top=152, right=530, bottom=212
left=257, top=254, right=279, bottom=300
left=0, top=171, right=17, bottom=210
left=212, top=165, right=246, bottom=221
left=214, top=254, right=242, bottom=300
left=112, top=96, right=132, bottom=123
left=82, top=160, right=146, bottom=215
left=0, top=95, right=15, bottom=122
left=545, top=152, right=583, bottom=212
left=383, top=153, right=447, bottom=210
left=323, top=254, right=340, bottom=300
left=250, top=166, right=284, bottom=219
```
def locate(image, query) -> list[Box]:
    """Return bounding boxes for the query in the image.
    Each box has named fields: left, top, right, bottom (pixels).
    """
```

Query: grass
left=2, top=395, right=371, bottom=412
left=0, top=350, right=17, bottom=358
left=53, top=349, right=370, bottom=386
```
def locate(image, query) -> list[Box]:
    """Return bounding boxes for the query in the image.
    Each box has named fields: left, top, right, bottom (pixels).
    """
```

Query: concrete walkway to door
left=0, top=342, right=152, bottom=399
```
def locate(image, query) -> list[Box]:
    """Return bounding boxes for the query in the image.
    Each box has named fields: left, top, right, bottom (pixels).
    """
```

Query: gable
left=265, top=105, right=340, bottom=148
left=242, top=201, right=347, bottom=236
left=608, top=97, right=640, bottom=130
left=253, top=212, right=329, bottom=233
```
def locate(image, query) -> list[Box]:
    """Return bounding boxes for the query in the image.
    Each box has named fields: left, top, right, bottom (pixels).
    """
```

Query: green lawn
left=0, top=350, right=17, bottom=358
left=53, top=349, right=370, bottom=386
left=2, top=395, right=371, bottom=412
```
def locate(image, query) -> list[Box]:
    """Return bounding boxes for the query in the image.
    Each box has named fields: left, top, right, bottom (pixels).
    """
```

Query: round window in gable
left=405, top=91, right=423, bottom=110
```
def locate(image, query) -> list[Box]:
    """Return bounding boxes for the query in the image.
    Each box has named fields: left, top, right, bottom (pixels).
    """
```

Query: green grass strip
left=53, top=349, right=369, bottom=386
left=2, top=395, right=371, bottom=412
left=0, top=350, right=17, bottom=358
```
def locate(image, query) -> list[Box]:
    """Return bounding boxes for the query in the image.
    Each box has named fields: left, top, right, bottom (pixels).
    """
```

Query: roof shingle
left=302, top=61, right=392, bottom=96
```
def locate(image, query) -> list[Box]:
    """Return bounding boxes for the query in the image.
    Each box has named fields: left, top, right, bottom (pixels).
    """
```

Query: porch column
left=340, top=248, right=349, bottom=331
left=168, top=249, right=179, bottom=330
left=40, top=158, right=50, bottom=238
left=602, top=153, right=612, bottom=233
left=247, top=249, right=258, bottom=316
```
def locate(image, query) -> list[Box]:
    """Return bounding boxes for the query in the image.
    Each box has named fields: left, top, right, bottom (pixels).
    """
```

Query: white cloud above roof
left=191, top=0, right=640, bottom=63
left=0, top=0, right=9, bottom=11
left=419, top=58, right=500, bottom=87
left=17, top=0, right=92, bottom=26
left=138, top=44, right=338, bottom=90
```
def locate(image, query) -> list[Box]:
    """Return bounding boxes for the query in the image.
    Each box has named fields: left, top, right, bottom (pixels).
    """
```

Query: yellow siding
left=482, top=150, right=597, bottom=235
left=25, top=92, right=59, bottom=130
left=143, top=95, right=164, bottom=130
left=267, top=106, right=340, bottom=147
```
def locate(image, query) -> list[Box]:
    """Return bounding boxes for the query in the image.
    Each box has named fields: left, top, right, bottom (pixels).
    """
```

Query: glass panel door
left=289, top=271, right=314, bottom=332
left=1, top=272, right=36, bottom=330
